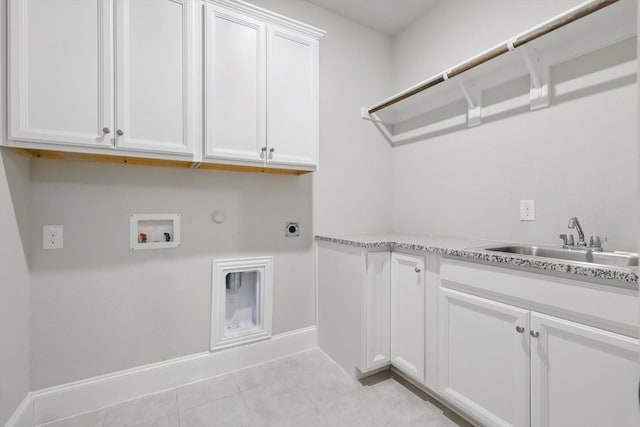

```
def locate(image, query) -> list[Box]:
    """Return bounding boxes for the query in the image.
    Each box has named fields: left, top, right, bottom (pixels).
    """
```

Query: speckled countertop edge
left=315, top=235, right=639, bottom=286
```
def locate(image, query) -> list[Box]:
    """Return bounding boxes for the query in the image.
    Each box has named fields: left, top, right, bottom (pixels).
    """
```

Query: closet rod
left=368, top=0, right=619, bottom=115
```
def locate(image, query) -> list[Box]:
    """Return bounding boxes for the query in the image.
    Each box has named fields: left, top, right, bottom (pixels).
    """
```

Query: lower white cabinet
left=390, top=252, right=426, bottom=382
left=364, top=251, right=391, bottom=371
left=317, top=242, right=439, bottom=385
left=440, top=287, right=640, bottom=427
left=440, top=288, right=530, bottom=427
left=316, top=242, right=391, bottom=377
left=530, top=313, right=640, bottom=427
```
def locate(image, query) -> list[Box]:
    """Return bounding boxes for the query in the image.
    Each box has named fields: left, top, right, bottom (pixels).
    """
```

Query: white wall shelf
left=129, top=213, right=181, bottom=250
left=362, top=0, right=637, bottom=144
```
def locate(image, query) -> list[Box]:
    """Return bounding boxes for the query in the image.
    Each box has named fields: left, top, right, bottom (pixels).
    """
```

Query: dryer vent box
left=211, top=257, right=274, bottom=351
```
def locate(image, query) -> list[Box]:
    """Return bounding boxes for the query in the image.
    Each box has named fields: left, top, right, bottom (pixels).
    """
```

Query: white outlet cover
left=43, top=225, right=64, bottom=249
left=520, top=200, right=536, bottom=221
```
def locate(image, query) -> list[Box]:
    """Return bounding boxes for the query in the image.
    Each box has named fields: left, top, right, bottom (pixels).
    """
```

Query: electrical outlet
left=520, top=200, right=536, bottom=221
left=43, top=225, right=64, bottom=249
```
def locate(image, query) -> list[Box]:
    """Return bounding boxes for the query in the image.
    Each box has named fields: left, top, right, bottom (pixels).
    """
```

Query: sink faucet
left=568, top=217, right=586, bottom=247
left=559, top=217, right=607, bottom=251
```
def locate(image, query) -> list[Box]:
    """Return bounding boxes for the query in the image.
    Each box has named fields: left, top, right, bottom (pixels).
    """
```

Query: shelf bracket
left=451, top=75, right=482, bottom=128
left=360, top=107, right=385, bottom=123
left=520, top=46, right=549, bottom=111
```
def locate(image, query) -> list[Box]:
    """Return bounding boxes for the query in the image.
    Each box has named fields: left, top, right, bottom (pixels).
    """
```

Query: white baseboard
left=27, top=326, right=317, bottom=426
left=4, top=394, right=33, bottom=427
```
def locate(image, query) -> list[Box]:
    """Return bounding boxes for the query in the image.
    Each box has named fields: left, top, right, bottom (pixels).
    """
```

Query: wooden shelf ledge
left=9, top=148, right=311, bottom=176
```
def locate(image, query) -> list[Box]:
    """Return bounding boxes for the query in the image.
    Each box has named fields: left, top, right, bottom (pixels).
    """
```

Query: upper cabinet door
left=9, top=0, right=114, bottom=148
left=266, top=26, right=318, bottom=168
left=204, top=4, right=266, bottom=164
left=115, top=0, right=195, bottom=155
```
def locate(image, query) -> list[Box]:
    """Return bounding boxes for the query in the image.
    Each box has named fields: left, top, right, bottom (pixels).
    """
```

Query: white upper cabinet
left=266, top=26, right=318, bottom=168
left=9, top=0, right=114, bottom=148
left=115, top=0, right=196, bottom=155
left=6, top=0, right=322, bottom=170
left=203, top=0, right=324, bottom=170
left=204, top=3, right=266, bottom=164
left=8, top=0, right=198, bottom=158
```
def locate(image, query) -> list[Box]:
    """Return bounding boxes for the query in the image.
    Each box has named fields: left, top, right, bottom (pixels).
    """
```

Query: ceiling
left=305, top=0, right=439, bottom=36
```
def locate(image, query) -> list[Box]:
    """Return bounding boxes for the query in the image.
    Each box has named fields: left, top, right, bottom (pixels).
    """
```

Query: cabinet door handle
left=515, top=326, right=525, bottom=333
left=102, top=127, right=111, bottom=134
left=530, top=330, right=540, bottom=338
left=269, top=147, right=275, bottom=153
left=261, top=147, right=267, bottom=152
left=116, top=129, right=124, bottom=136
left=414, top=267, right=421, bottom=273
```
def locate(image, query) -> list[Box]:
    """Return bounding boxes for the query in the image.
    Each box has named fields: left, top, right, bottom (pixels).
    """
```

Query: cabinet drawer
left=440, top=258, right=638, bottom=337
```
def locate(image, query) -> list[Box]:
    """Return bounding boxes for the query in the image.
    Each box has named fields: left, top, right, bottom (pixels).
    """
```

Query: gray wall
left=0, top=0, right=32, bottom=421
left=390, top=0, right=639, bottom=251
left=28, top=0, right=392, bottom=389
left=247, top=0, right=394, bottom=235
left=0, top=149, right=31, bottom=424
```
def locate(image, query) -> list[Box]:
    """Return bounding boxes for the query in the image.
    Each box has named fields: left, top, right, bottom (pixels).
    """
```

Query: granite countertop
left=315, top=233, right=639, bottom=287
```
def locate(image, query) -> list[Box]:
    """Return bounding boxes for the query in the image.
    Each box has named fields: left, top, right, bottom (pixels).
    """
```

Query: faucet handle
left=559, top=234, right=575, bottom=247
left=590, top=235, right=607, bottom=249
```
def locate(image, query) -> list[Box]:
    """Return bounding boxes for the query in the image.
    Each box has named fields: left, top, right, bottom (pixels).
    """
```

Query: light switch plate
left=43, top=225, right=64, bottom=249
left=520, top=200, right=536, bottom=221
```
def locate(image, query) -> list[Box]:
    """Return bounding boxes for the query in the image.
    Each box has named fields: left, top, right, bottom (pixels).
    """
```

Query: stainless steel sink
left=481, top=245, right=638, bottom=268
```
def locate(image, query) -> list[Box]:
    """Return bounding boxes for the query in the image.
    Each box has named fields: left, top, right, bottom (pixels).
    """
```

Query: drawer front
left=440, top=258, right=638, bottom=337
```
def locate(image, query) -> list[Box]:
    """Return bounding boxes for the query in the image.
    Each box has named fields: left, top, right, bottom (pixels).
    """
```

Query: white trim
left=206, top=0, right=325, bottom=39
left=3, top=393, right=33, bottom=427
left=29, top=326, right=317, bottom=426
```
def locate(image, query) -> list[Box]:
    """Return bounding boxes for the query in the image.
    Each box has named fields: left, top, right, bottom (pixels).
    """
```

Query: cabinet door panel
left=9, top=0, right=113, bottom=147
left=391, top=253, right=425, bottom=382
left=531, top=313, right=640, bottom=427
left=363, top=252, right=391, bottom=372
left=440, top=289, right=530, bottom=427
left=266, top=26, right=318, bottom=168
left=115, top=0, right=194, bottom=155
left=204, top=4, right=265, bottom=163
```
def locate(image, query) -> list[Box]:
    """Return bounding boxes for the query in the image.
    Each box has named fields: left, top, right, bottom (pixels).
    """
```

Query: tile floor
left=39, top=349, right=472, bottom=427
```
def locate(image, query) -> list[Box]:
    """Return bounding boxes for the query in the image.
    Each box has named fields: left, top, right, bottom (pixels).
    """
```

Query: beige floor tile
left=104, top=390, right=177, bottom=427
left=39, top=409, right=106, bottom=427
left=180, top=394, right=253, bottom=427
left=298, top=369, right=362, bottom=405
left=243, top=385, right=314, bottom=424
left=233, top=357, right=304, bottom=394
left=177, top=374, right=239, bottom=411
left=369, top=379, right=440, bottom=423
left=40, top=350, right=470, bottom=427
left=254, top=407, right=329, bottom=427
left=133, top=412, right=179, bottom=427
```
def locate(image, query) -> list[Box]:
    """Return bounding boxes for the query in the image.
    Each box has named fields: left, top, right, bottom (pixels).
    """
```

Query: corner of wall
left=0, top=0, right=33, bottom=423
